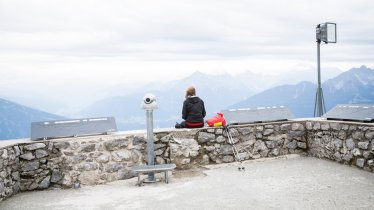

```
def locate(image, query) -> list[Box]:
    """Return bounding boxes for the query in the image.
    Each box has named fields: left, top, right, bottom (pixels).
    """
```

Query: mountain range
left=79, top=71, right=256, bottom=130
left=0, top=66, right=342, bottom=116
left=0, top=98, right=64, bottom=140
left=0, top=65, right=372, bottom=140
left=230, top=66, right=374, bottom=117
left=81, top=65, right=373, bottom=130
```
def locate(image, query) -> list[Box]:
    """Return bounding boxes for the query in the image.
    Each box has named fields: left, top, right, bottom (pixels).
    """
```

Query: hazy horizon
left=0, top=65, right=357, bottom=116
left=1, top=0, right=374, bottom=114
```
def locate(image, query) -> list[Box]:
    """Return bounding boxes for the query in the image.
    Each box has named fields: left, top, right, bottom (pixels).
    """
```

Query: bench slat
left=132, top=164, right=176, bottom=172
left=131, top=164, right=176, bottom=186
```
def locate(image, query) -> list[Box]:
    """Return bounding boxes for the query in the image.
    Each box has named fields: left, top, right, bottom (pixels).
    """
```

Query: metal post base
left=143, top=178, right=157, bottom=183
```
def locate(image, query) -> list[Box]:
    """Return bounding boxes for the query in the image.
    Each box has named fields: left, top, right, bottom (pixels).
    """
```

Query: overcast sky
left=1, top=0, right=374, bottom=91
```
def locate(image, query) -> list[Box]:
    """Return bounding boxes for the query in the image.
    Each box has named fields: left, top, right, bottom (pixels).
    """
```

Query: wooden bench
left=131, top=164, right=176, bottom=186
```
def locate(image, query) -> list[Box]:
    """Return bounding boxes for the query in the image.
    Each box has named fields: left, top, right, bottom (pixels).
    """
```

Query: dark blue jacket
left=182, top=96, right=206, bottom=123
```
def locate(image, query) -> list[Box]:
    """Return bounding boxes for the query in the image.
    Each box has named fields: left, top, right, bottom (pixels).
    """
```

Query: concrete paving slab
left=1, top=155, right=374, bottom=210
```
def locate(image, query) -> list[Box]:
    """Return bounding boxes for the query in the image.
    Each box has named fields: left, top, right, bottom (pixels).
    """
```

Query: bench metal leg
left=137, top=173, right=141, bottom=186
left=165, top=171, right=169, bottom=184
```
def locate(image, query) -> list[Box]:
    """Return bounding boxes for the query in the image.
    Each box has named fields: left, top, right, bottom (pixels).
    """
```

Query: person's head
left=185, top=86, right=196, bottom=98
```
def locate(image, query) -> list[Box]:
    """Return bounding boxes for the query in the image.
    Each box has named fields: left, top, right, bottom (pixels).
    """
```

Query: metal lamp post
left=314, top=22, right=337, bottom=117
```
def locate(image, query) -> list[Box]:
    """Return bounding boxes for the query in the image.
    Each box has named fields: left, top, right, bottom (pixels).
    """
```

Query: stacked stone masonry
left=306, top=121, right=374, bottom=171
left=0, top=120, right=373, bottom=202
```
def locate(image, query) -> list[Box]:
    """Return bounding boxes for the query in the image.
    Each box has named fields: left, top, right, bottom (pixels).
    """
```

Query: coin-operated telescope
left=141, top=93, right=158, bottom=110
left=141, top=93, right=158, bottom=182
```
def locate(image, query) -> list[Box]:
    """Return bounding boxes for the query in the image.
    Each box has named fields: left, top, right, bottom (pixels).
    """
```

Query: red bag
left=206, top=112, right=226, bottom=127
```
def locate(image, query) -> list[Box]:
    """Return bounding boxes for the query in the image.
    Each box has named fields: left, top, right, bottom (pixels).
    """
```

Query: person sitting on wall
left=175, top=86, right=206, bottom=128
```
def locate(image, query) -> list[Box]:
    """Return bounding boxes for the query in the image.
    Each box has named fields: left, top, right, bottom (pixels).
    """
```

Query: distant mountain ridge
left=229, top=65, right=374, bottom=117
left=80, top=66, right=371, bottom=130
left=0, top=66, right=342, bottom=117
left=0, top=65, right=371, bottom=140
left=229, top=81, right=316, bottom=117
left=0, top=98, right=65, bottom=140
left=80, top=71, right=256, bottom=130
left=324, top=66, right=374, bottom=104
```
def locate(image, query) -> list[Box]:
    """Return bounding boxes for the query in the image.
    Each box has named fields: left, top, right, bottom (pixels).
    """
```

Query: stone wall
left=0, top=145, right=21, bottom=202
left=306, top=121, right=374, bottom=172
left=166, top=122, right=307, bottom=169
left=0, top=120, right=373, bottom=202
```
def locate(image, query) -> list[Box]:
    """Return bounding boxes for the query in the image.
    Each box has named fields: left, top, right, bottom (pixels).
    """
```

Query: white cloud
left=0, top=0, right=374, bottom=104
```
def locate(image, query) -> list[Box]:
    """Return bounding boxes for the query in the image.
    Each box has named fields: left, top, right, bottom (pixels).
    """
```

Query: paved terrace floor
left=1, top=155, right=374, bottom=210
